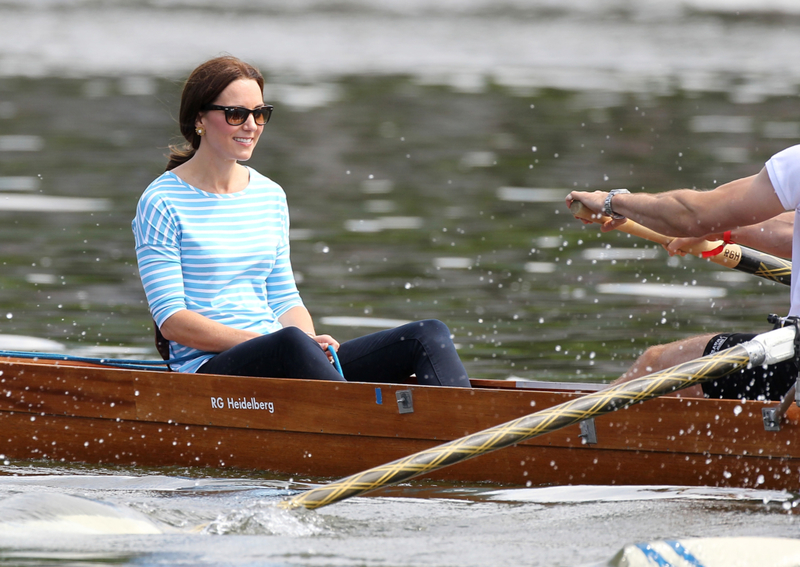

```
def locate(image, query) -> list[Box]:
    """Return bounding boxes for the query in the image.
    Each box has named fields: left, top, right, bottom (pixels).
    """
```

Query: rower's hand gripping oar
left=569, top=201, right=791, bottom=286
left=278, top=326, right=796, bottom=511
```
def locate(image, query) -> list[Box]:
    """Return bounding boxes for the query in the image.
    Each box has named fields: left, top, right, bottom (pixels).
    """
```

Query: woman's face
left=195, top=78, right=266, bottom=163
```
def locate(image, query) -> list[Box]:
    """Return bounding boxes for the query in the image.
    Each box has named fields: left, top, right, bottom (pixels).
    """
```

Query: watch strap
left=603, top=189, right=630, bottom=219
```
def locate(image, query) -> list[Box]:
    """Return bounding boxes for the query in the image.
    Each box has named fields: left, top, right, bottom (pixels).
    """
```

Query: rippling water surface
left=1, top=0, right=800, bottom=565
left=1, top=462, right=798, bottom=566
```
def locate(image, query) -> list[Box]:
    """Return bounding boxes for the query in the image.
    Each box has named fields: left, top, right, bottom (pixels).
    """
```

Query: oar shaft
left=280, top=327, right=795, bottom=511
left=569, top=201, right=791, bottom=286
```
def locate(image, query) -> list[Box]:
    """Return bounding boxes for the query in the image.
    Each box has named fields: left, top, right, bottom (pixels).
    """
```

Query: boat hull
left=2, top=357, right=798, bottom=489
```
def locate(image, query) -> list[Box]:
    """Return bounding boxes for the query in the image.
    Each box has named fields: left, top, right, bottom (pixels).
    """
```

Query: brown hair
left=166, top=55, right=265, bottom=171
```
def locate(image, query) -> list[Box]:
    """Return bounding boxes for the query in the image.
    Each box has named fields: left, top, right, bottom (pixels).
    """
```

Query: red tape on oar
left=701, top=230, right=735, bottom=258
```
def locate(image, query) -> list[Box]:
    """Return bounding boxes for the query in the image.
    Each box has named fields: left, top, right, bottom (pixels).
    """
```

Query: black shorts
left=701, top=333, right=796, bottom=400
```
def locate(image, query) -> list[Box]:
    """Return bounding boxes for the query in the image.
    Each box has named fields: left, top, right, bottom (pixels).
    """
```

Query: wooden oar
left=279, top=326, right=796, bottom=511
left=569, top=201, right=791, bottom=286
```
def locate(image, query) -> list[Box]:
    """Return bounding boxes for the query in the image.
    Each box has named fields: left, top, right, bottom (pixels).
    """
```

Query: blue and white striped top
left=132, top=168, right=304, bottom=373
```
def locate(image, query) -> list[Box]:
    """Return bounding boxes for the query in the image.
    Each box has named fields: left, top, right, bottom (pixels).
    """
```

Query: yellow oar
left=279, top=326, right=796, bottom=511
left=569, top=201, right=791, bottom=286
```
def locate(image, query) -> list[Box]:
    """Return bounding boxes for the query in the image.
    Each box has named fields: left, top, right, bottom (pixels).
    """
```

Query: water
left=1, top=0, right=800, bottom=564
left=1, top=463, right=798, bottom=566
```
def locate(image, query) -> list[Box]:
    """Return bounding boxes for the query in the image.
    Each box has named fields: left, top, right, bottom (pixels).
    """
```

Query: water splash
left=202, top=500, right=327, bottom=536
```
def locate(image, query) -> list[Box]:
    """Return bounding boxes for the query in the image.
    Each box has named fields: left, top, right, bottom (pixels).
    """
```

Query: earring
left=196, top=126, right=205, bottom=136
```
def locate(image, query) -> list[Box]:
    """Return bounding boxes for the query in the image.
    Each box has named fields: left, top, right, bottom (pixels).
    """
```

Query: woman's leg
left=337, top=319, right=470, bottom=387
left=199, top=326, right=345, bottom=381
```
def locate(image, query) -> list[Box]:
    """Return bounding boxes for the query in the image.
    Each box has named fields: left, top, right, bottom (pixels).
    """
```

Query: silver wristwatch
left=603, top=188, right=630, bottom=219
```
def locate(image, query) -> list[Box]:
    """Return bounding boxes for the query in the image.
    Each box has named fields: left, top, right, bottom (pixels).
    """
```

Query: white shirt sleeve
left=766, top=144, right=800, bottom=210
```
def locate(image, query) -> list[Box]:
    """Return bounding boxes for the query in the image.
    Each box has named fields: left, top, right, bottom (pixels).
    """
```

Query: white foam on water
left=344, top=219, right=383, bottom=233
left=596, top=282, right=727, bottom=299
left=0, top=194, right=110, bottom=212
left=497, top=187, right=569, bottom=203
left=479, top=484, right=794, bottom=504
left=434, top=257, right=473, bottom=269
left=582, top=248, right=661, bottom=261
left=0, top=135, right=43, bottom=151
left=1, top=0, right=798, bottom=97
left=344, top=217, right=423, bottom=232
left=0, top=334, right=64, bottom=351
left=320, top=316, right=411, bottom=328
left=263, top=83, right=341, bottom=110
left=379, top=216, right=423, bottom=229
left=0, top=493, right=165, bottom=535
left=24, top=273, right=58, bottom=285
left=523, top=262, right=557, bottom=273
left=0, top=176, right=40, bottom=191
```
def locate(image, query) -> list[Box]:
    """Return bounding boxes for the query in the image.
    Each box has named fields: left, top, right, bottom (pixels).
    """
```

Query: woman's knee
left=278, top=325, right=313, bottom=343
left=274, top=326, right=321, bottom=355
left=402, top=319, right=452, bottom=343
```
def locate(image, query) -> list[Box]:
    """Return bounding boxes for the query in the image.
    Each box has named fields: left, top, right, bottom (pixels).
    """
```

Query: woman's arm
left=160, top=305, right=340, bottom=355
left=159, top=309, right=261, bottom=353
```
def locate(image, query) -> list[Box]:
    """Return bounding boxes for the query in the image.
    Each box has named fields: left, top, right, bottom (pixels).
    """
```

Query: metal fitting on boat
left=742, top=326, right=796, bottom=367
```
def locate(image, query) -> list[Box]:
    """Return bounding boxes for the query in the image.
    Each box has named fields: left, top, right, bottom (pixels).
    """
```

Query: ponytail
left=166, top=141, right=198, bottom=171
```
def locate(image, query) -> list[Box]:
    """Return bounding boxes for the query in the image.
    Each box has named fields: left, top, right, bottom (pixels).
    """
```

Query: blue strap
left=2, top=345, right=345, bottom=377
left=0, top=349, right=202, bottom=371
left=328, top=345, right=345, bottom=378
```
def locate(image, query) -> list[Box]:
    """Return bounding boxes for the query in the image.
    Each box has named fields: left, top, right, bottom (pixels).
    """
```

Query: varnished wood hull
left=2, top=356, right=798, bottom=490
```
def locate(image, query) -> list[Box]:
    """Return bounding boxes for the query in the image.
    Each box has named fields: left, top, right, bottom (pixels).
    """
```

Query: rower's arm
left=666, top=211, right=794, bottom=259
left=566, top=168, right=786, bottom=238
left=728, top=211, right=794, bottom=258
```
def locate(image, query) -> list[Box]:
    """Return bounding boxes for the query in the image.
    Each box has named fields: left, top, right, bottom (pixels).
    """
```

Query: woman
left=132, top=56, right=471, bottom=387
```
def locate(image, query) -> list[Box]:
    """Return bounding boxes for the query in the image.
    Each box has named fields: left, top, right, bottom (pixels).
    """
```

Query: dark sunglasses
left=201, top=104, right=273, bottom=126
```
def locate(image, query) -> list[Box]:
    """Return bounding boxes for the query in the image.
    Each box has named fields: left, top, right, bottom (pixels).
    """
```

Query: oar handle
left=569, top=201, right=729, bottom=261
left=568, top=201, right=791, bottom=286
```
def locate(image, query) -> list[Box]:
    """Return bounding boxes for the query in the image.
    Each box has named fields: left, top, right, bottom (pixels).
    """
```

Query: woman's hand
left=308, top=333, right=340, bottom=357
left=278, top=306, right=340, bottom=357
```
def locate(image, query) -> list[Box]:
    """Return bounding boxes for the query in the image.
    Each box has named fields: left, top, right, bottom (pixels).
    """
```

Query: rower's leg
left=611, top=333, right=716, bottom=398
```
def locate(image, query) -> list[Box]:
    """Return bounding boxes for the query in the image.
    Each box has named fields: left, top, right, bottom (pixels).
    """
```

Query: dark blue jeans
left=199, top=319, right=471, bottom=387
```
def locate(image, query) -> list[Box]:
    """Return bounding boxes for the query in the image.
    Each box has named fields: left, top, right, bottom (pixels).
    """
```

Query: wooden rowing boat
left=2, top=355, right=799, bottom=490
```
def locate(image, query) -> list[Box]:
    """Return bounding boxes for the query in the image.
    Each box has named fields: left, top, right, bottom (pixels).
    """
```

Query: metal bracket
left=396, top=390, right=414, bottom=414
left=763, top=407, right=782, bottom=431
left=762, top=384, right=796, bottom=431
left=768, top=314, right=800, bottom=408
left=579, top=418, right=597, bottom=444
